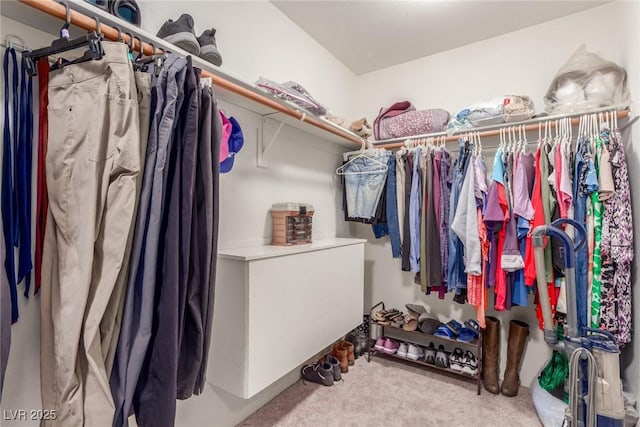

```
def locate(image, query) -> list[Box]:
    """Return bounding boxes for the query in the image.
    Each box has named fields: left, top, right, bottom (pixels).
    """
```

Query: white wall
left=352, top=1, right=639, bottom=390
left=0, top=0, right=356, bottom=425
left=138, top=0, right=357, bottom=119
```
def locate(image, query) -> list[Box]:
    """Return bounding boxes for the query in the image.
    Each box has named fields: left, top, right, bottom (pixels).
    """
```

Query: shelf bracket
left=257, top=113, right=287, bottom=169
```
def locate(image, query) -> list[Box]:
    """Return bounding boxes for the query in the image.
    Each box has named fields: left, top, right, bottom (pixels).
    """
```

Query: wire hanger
left=336, top=140, right=388, bottom=175
left=22, top=1, right=104, bottom=76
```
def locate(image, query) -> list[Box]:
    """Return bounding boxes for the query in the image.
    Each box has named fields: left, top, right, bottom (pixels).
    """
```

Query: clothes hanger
left=23, top=2, right=104, bottom=76
left=336, top=140, right=388, bottom=175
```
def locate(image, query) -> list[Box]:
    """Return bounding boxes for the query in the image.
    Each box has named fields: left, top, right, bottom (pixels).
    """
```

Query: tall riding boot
left=482, top=316, right=501, bottom=394
left=501, top=320, right=530, bottom=397
left=332, top=341, right=349, bottom=373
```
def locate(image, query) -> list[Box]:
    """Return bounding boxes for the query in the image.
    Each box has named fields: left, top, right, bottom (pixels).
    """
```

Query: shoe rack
left=367, top=301, right=483, bottom=395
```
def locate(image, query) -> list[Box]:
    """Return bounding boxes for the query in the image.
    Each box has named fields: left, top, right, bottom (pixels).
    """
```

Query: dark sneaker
left=424, top=342, right=436, bottom=365
left=461, top=351, right=478, bottom=376
left=435, top=345, right=449, bottom=369
left=197, top=29, right=222, bottom=66
left=301, top=362, right=334, bottom=386
left=156, top=13, right=200, bottom=55
left=450, top=348, right=464, bottom=372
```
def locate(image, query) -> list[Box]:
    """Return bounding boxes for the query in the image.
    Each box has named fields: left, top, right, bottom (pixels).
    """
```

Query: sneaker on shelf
left=197, top=28, right=223, bottom=66
left=383, top=338, right=400, bottom=354
left=424, top=342, right=436, bottom=365
left=450, top=348, right=464, bottom=372
left=156, top=13, right=200, bottom=55
left=407, top=343, right=425, bottom=361
left=397, top=342, right=409, bottom=358
left=461, top=350, right=479, bottom=376
left=301, top=362, right=334, bottom=386
left=374, top=337, right=386, bottom=352
left=435, top=344, right=449, bottom=369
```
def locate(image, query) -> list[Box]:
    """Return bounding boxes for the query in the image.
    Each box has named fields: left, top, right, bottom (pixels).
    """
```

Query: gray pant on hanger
left=110, top=54, right=187, bottom=427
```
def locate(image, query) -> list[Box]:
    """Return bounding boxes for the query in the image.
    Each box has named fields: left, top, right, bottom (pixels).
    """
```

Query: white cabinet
left=210, top=238, right=366, bottom=399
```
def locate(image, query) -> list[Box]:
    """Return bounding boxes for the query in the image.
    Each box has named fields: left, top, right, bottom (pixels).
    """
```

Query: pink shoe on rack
left=374, top=337, right=386, bottom=352
left=383, top=338, right=400, bottom=354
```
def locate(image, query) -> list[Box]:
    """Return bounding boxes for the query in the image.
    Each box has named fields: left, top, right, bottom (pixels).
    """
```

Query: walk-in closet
left=1, top=1, right=639, bottom=426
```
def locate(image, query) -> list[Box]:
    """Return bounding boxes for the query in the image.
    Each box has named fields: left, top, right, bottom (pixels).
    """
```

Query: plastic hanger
left=23, top=2, right=103, bottom=76
left=336, top=141, right=388, bottom=176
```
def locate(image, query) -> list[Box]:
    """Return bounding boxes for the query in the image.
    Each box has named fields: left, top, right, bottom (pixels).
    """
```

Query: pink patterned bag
left=374, top=101, right=449, bottom=140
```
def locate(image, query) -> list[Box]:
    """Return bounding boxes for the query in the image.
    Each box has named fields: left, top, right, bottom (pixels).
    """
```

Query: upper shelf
left=372, top=108, right=631, bottom=149
left=1, top=0, right=365, bottom=148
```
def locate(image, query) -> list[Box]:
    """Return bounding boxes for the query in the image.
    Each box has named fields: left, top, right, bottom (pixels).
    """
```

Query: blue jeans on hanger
left=343, top=153, right=390, bottom=219
left=447, top=139, right=469, bottom=293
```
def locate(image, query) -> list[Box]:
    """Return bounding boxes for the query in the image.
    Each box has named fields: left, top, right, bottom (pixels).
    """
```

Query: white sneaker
left=407, top=344, right=424, bottom=361
left=450, top=348, right=464, bottom=372
left=397, top=342, right=409, bottom=358
left=461, top=351, right=478, bottom=375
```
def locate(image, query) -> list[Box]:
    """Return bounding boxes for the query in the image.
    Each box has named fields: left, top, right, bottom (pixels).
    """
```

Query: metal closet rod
left=373, top=109, right=631, bottom=150
left=19, top=0, right=364, bottom=147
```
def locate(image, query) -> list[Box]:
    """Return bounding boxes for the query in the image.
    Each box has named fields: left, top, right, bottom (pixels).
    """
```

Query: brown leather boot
left=332, top=342, right=349, bottom=373
left=343, top=341, right=355, bottom=366
left=482, top=316, right=501, bottom=394
left=501, top=320, right=530, bottom=397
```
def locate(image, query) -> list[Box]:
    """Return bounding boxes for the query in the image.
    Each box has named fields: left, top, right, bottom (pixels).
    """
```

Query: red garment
left=493, top=183, right=509, bottom=310
left=34, top=59, right=49, bottom=294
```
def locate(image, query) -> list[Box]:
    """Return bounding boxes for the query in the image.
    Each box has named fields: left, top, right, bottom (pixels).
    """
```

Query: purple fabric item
left=521, top=152, right=535, bottom=196
left=474, top=156, right=488, bottom=205
left=512, top=152, right=535, bottom=220
left=484, top=182, right=505, bottom=226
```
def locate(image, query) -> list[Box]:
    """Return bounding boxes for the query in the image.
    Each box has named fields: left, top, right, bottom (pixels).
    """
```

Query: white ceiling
left=271, top=1, right=609, bottom=75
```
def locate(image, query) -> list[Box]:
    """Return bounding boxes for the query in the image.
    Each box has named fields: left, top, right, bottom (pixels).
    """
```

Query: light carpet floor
left=239, top=355, right=542, bottom=427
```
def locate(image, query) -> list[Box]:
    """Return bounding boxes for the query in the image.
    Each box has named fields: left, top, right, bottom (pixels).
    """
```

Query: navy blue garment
left=2, top=48, right=19, bottom=323
left=573, top=138, right=598, bottom=333
left=16, top=56, right=33, bottom=296
left=385, top=155, right=401, bottom=258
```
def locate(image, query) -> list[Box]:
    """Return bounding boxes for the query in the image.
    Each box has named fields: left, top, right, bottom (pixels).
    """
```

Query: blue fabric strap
left=2, top=48, right=19, bottom=323
left=16, top=54, right=33, bottom=296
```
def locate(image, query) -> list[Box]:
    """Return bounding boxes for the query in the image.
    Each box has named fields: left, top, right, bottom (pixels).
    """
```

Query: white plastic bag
left=544, top=45, right=630, bottom=114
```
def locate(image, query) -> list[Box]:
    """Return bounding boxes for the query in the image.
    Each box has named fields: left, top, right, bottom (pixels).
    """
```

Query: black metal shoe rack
left=367, top=301, right=483, bottom=395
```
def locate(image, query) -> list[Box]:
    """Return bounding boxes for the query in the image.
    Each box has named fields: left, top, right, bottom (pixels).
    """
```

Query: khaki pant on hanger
left=40, top=42, right=141, bottom=427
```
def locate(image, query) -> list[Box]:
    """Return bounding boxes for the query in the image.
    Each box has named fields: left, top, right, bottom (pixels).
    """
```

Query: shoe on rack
left=461, top=351, right=479, bottom=376
left=407, top=344, right=424, bottom=361
left=156, top=13, right=200, bottom=55
left=383, top=338, right=400, bottom=354
left=197, top=28, right=223, bottom=66
left=397, top=342, right=409, bottom=358
left=424, top=342, right=436, bottom=365
left=435, top=345, right=449, bottom=369
left=301, top=361, right=334, bottom=386
left=374, top=337, right=386, bottom=352
left=450, top=348, right=464, bottom=372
